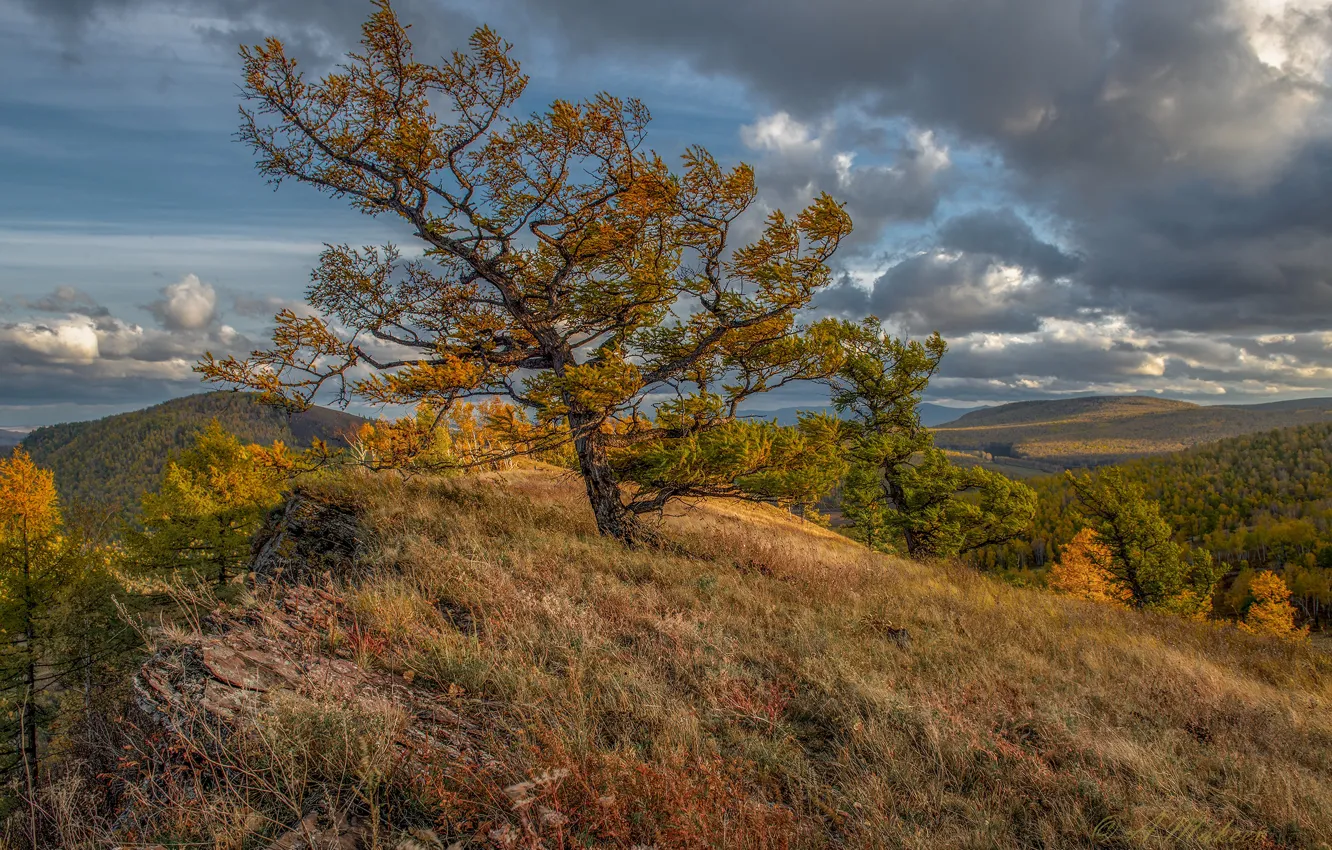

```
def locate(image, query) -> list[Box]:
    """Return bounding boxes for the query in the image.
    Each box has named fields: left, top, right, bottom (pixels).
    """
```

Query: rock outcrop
left=250, top=489, right=367, bottom=584
left=130, top=582, right=495, bottom=848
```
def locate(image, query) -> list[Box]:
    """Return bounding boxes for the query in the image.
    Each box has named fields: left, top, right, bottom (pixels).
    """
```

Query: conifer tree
left=1067, top=469, right=1221, bottom=615
left=1048, top=527, right=1131, bottom=607
left=825, top=318, right=1036, bottom=558
left=1239, top=571, right=1308, bottom=641
left=198, top=2, right=851, bottom=544
left=0, top=451, right=128, bottom=788
left=129, top=421, right=286, bottom=586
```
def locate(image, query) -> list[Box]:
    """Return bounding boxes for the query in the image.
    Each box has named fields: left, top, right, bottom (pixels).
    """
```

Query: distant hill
left=919, top=402, right=987, bottom=426
left=933, top=395, right=1332, bottom=467
left=744, top=402, right=983, bottom=427
left=21, top=391, right=368, bottom=510
left=0, top=429, right=25, bottom=450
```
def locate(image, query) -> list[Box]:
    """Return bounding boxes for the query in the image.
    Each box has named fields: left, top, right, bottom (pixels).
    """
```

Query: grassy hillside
left=934, top=395, right=1332, bottom=467
left=105, top=468, right=1332, bottom=848
left=19, top=391, right=367, bottom=510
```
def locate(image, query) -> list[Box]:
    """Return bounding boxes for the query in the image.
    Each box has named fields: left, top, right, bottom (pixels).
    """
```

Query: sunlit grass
left=286, top=466, right=1332, bottom=848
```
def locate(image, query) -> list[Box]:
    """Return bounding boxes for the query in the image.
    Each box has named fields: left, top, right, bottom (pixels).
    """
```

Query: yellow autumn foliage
left=1048, top=527, right=1132, bottom=607
left=0, top=449, right=60, bottom=540
left=1239, top=570, right=1308, bottom=641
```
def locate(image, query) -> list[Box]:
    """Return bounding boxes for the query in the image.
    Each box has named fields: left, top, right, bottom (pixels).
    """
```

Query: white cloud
left=148, top=273, right=217, bottom=330
left=0, top=285, right=256, bottom=411
left=0, top=318, right=101, bottom=364
left=741, top=111, right=822, bottom=154
left=735, top=112, right=951, bottom=254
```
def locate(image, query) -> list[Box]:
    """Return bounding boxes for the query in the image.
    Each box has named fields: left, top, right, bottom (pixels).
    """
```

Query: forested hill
left=974, top=420, right=1332, bottom=626
left=20, top=392, right=367, bottom=509
left=934, top=394, right=1332, bottom=467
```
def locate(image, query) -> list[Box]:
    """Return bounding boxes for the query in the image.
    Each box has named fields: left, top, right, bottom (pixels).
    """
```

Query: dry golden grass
left=290, top=467, right=1329, bottom=848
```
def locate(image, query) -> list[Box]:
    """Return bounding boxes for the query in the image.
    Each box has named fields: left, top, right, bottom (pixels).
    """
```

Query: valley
left=933, top=395, right=1332, bottom=468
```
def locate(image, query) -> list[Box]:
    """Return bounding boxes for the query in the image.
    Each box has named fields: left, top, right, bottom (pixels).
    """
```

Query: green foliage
left=843, top=446, right=1037, bottom=558
left=613, top=413, right=847, bottom=515
left=825, top=318, right=1036, bottom=558
left=838, top=462, right=894, bottom=551
left=1067, top=469, right=1221, bottom=615
left=127, top=421, right=287, bottom=586
left=20, top=391, right=363, bottom=512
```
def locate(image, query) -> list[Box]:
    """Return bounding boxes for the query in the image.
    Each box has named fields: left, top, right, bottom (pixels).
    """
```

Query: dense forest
left=972, top=421, right=1332, bottom=629
left=20, top=392, right=365, bottom=511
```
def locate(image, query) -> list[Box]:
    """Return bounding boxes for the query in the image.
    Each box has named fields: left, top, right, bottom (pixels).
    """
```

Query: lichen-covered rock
left=251, top=489, right=367, bottom=584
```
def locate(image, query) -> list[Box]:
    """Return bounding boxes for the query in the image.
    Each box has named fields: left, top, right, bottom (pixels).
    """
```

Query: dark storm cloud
left=1076, top=139, right=1332, bottom=334
left=20, top=286, right=110, bottom=317
left=938, top=210, right=1081, bottom=280
left=814, top=210, right=1083, bottom=336
left=501, top=0, right=1330, bottom=176
left=868, top=252, right=1073, bottom=336
left=496, top=0, right=1332, bottom=355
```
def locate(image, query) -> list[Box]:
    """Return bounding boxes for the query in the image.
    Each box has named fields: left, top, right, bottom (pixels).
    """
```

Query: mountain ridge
left=745, top=402, right=986, bottom=428
left=20, top=391, right=368, bottom=509
left=934, top=394, right=1332, bottom=466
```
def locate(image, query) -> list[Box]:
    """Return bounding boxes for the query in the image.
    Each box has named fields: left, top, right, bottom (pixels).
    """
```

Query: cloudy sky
left=4, top=0, right=1332, bottom=426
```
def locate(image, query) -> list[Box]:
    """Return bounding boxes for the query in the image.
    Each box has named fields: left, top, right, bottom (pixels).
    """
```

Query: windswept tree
left=1067, top=469, right=1221, bottom=616
left=826, top=318, right=1036, bottom=558
left=199, top=3, right=851, bottom=544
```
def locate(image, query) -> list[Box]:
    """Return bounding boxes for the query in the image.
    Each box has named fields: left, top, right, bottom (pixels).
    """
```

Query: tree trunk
left=882, top=471, right=922, bottom=558
left=19, top=522, right=37, bottom=795
left=569, top=415, right=643, bottom=545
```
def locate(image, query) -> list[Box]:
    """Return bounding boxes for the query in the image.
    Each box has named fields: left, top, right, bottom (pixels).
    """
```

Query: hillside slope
left=20, top=391, right=367, bottom=509
left=114, top=468, right=1332, bottom=848
left=934, top=395, right=1332, bottom=467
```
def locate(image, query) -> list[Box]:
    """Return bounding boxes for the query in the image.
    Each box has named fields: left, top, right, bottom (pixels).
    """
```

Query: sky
left=4, top=0, right=1332, bottom=427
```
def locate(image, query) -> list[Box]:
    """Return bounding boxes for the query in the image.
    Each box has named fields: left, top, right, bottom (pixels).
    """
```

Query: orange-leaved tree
left=0, top=451, right=130, bottom=786
left=1239, top=571, right=1308, bottom=641
left=198, top=2, right=852, bottom=544
left=0, top=450, right=60, bottom=779
left=1047, top=527, right=1131, bottom=607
